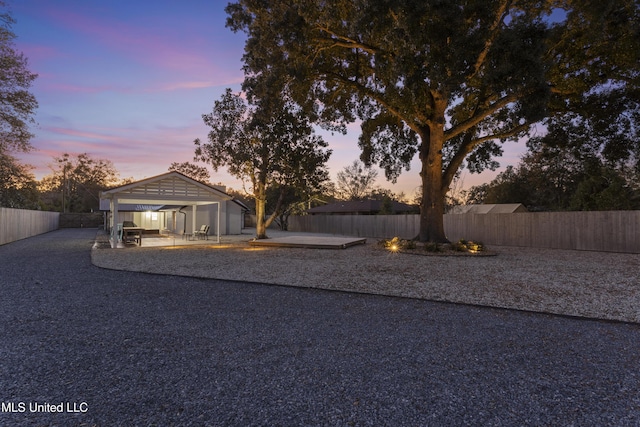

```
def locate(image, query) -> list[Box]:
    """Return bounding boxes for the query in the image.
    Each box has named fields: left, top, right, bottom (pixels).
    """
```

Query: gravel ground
left=1, top=228, right=640, bottom=426
left=92, top=229, right=640, bottom=323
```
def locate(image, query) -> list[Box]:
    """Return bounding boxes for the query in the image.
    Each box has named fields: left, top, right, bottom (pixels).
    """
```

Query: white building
left=99, top=171, right=248, bottom=245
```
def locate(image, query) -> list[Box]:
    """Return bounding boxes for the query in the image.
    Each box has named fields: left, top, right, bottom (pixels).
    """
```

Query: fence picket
left=286, top=212, right=640, bottom=253
left=0, top=208, right=60, bottom=246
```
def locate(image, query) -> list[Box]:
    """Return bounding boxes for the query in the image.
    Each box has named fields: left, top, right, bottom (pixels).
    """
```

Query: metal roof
left=448, top=204, right=528, bottom=214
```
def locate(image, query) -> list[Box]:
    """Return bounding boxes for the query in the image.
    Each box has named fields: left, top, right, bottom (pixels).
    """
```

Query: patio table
left=123, top=227, right=144, bottom=246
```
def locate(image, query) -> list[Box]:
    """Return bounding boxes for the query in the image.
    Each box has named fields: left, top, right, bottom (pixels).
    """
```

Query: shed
left=99, top=171, right=247, bottom=247
left=448, top=203, right=528, bottom=214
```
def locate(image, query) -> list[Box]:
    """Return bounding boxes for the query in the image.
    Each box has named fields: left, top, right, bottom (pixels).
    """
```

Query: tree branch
left=468, top=0, right=512, bottom=81
left=315, top=25, right=381, bottom=55
left=442, top=121, right=531, bottom=191
left=323, top=70, right=425, bottom=136
left=444, top=92, right=520, bottom=140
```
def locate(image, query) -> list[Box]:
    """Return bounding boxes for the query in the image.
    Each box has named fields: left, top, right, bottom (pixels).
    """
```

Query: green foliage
left=0, top=2, right=38, bottom=154
left=403, top=239, right=417, bottom=250
left=168, top=162, right=210, bottom=183
left=38, top=153, right=121, bottom=212
left=423, top=242, right=442, bottom=253
left=194, top=89, right=332, bottom=238
left=379, top=236, right=407, bottom=250
left=0, top=1, right=39, bottom=208
left=0, top=151, right=38, bottom=208
left=469, top=141, right=640, bottom=211
left=267, top=184, right=311, bottom=231
left=570, top=165, right=639, bottom=211
left=451, top=239, right=485, bottom=253
left=379, top=236, right=485, bottom=253
left=378, top=196, right=394, bottom=215
left=227, top=0, right=640, bottom=241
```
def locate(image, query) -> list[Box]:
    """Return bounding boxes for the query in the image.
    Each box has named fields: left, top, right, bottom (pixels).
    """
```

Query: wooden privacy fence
left=0, top=208, right=60, bottom=246
left=288, top=214, right=419, bottom=240
left=287, top=211, right=640, bottom=253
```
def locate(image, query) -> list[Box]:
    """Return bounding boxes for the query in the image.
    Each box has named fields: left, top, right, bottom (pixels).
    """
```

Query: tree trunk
left=254, top=183, right=287, bottom=239
left=255, top=199, right=267, bottom=239
left=254, top=182, right=268, bottom=239
left=418, top=170, right=448, bottom=243
left=417, top=101, right=448, bottom=243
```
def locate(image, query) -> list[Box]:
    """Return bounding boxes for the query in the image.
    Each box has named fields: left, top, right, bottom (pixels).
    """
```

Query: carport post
left=110, top=197, right=120, bottom=248
left=192, top=204, right=197, bottom=235
left=216, top=201, right=220, bottom=243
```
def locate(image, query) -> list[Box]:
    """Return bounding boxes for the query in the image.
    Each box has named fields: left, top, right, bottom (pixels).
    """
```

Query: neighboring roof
left=449, top=203, right=528, bottom=214
left=99, top=171, right=233, bottom=206
left=307, top=199, right=417, bottom=214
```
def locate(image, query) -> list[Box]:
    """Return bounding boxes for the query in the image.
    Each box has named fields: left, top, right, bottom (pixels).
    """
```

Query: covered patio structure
left=100, top=172, right=235, bottom=248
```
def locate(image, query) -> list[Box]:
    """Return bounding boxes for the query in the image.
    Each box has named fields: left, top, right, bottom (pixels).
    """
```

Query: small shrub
left=379, top=236, right=418, bottom=251
left=404, top=239, right=417, bottom=250
left=377, top=239, right=389, bottom=248
left=380, top=237, right=488, bottom=254
left=379, top=237, right=401, bottom=251
left=423, top=242, right=441, bottom=252
left=452, top=239, right=486, bottom=253
left=451, top=240, right=468, bottom=252
left=467, top=240, right=485, bottom=252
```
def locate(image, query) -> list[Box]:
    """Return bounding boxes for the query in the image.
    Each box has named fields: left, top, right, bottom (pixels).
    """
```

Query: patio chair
left=193, top=225, right=210, bottom=240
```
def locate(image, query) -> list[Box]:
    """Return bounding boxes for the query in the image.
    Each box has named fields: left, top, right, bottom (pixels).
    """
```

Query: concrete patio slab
left=249, top=235, right=366, bottom=249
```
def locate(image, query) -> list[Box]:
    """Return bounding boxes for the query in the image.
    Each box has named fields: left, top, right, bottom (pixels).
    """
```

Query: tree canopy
left=226, top=0, right=640, bottom=241
left=39, top=153, right=121, bottom=212
left=467, top=141, right=640, bottom=211
left=194, top=88, right=331, bottom=238
left=0, top=1, right=38, bottom=154
left=0, top=1, right=38, bottom=208
left=168, top=161, right=211, bottom=183
left=0, top=150, right=38, bottom=208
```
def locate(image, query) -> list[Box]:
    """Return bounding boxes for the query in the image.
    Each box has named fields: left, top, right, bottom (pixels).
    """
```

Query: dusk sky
left=12, top=0, right=524, bottom=197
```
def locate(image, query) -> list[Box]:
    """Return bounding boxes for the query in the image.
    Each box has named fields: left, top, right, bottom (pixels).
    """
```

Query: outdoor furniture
left=193, top=225, right=210, bottom=240
left=122, top=221, right=143, bottom=246
left=123, top=227, right=143, bottom=246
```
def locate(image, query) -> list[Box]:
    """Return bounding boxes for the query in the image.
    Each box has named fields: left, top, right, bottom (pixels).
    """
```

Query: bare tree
left=335, top=160, right=378, bottom=200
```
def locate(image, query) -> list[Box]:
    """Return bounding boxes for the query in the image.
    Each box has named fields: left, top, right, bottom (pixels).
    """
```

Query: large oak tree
left=226, top=0, right=640, bottom=242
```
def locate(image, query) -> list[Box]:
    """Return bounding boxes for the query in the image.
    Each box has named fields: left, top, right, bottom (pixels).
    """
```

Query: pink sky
left=13, top=0, right=525, bottom=198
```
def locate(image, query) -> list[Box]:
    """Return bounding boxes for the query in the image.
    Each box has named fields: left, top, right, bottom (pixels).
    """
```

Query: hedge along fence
left=287, top=211, right=640, bottom=253
left=0, top=208, right=60, bottom=246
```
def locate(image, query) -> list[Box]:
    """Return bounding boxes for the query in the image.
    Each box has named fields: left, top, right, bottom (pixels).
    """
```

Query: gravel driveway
left=1, top=228, right=639, bottom=426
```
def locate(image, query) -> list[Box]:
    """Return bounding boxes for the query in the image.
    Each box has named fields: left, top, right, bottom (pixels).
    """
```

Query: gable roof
left=99, top=171, right=233, bottom=206
left=307, top=199, right=417, bottom=214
